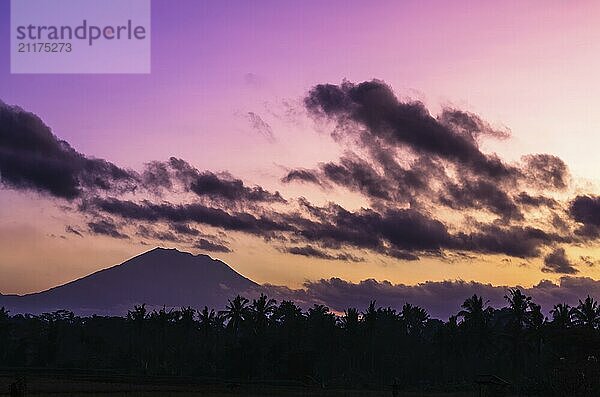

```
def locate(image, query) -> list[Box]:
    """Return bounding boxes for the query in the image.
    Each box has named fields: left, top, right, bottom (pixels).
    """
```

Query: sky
left=1, top=0, right=600, bottom=300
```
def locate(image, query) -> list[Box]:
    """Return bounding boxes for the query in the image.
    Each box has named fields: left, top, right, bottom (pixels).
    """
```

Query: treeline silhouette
left=2, top=289, right=600, bottom=395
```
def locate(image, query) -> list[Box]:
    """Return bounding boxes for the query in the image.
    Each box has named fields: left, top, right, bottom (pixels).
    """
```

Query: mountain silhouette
left=0, top=247, right=259, bottom=315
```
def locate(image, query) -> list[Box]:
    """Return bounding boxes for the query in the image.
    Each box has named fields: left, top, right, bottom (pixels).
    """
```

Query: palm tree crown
left=550, top=303, right=573, bottom=329
left=458, top=294, right=492, bottom=328
left=221, top=295, right=250, bottom=333
left=572, top=296, right=600, bottom=329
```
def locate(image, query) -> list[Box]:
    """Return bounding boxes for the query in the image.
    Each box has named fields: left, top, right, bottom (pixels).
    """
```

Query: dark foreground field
left=0, top=373, right=474, bottom=397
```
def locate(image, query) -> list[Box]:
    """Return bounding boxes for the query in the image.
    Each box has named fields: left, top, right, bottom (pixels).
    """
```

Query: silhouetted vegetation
left=2, top=291, right=600, bottom=395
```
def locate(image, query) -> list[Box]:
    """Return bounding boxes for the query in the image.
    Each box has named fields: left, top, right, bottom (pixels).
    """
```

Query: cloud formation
left=195, top=238, right=232, bottom=253
left=263, top=276, right=600, bottom=319
left=0, top=80, right=593, bottom=270
left=143, top=157, right=286, bottom=204
left=542, top=248, right=578, bottom=274
left=570, top=195, right=600, bottom=238
left=304, top=80, right=515, bottom=178
left=247, top=112, right=276, bottom=142
left=282, top=245, right=364, bottom=262
left=88, top=219, right=129, bottom=239
left=285, top=81, right=569, bottom=232
left=0, top=101, right=135, bottom=199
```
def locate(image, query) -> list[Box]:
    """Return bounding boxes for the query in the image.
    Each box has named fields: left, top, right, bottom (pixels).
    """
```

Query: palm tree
left=273, top=300, right=303, bottom=323
left=221, top=295, right=250, bottom=335
left=550, top=303, right=573, bottom=329
left=400, top=303, right=429, bottom=336
left=362, top=301, right=378, bottom=327
left=272, top=300, right=305, bottom=375
left=127, top=304, right=148, bottom=323
left=149, top=306, right=177, bottom=325
left=179, top=307, right=196, bottom=326
left=572, top=296, right=600, bottom=329
left=504, top=289, right=534, bottom=384
left=447, top=315, right=458, bottom=329
left=338, top=307, right=360, bottom=374
left=362, top=301, right=380, bottom=374
left=198, top=306, right=217, bottom=334
left=435, top=315, right=460, bottom=382
left=504, top=288, right=532, bottom=330
left=176, top=307, right=196, bottom=371
left=247, top=294, right=276, bottom=378
left=528, top=303, right=544, bottom=329
left=458, top=294, right=492, bottom=327
left=306, top=304, right=336, bottom=383
left=127, top=304, right=149, bottom=370
left=307, top=304, right=335, bottom=322
left=548, top=303, right=573, bottom=367
left=149, top=306, right=178, bottom=369
left=306, top=304, right=336, bottom=333
left=528, top=303, right=545, bottom=358
left=457, top=294, right=493, bottom=366
left=250, top=293, right=277, bottom=331
left=0, top=307, right=8, bottom=322
left=0, top=307, right=9, bottom=363
left=340, top=308, right=360, bottom=331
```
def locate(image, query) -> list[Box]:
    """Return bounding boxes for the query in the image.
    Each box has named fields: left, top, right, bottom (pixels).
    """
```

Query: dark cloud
left=89, top=191, right=568, bottom=260
left=88, top=219, right=128, bottom=239
left=190, top=171, right=285, bottom=203
left=136, top=225, right=178, bottom=242
left=570, top=195, right=600, bottom=227
left=195, top=238, right=232, bottom=253
left=462, top=225, right=566, bottom=258
left=144, top=157, right=286, bottom=204
left=383, top=248, right=420, bottom=261
left=129, top=222, right=230, bottom=250
left=320, top=157, right=391, bottom=200
left=569, top=195, right=600, bottom=239
left=289, top=202, right=568, bottom=259
left=65, top=225, right=83, bottom=237
left=300, top=80, right=573, bottom=220
left=283, top=245, right=364, bottom=262
left=141, top=161, right=172, bottom=192
left=295, top=206, right=455, bottom=255
left=281, top=169, right=322, bottom=185
left=304, top=80, right=515, bottom=179
left=514, top=192, right=558, bottom=208
left=521, top=154, right=569, bottom=190
left=291, top=203, right=566, bottom=259
left=169, top=223, right=201, bottom=236
left=438, top=109, right=510, bottom=140
left=441, top=179, right=522, bottom=220
left=542, top=248, right=578, bottom=274
left=0, top=101, right=135, bottom=199
left=89, top=195, right=468, bottom=261
left=574, top=224, right=600, bottom=239
left=581, top=256, right=600, bottom=267
left=263, top=276, right=600, bottom=319
left=284, top=154, right=432, bottom=204
left=247, top=112, right=275, bottom=142
left=88, top=197, right=294, bottom=236
left=0, top=88, right=589, bottom=266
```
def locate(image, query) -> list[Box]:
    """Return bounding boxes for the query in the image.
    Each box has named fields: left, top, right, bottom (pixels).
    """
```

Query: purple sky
left=1, top=0, right=600, bottom=297
left=3, top=0, right=600, bottom=175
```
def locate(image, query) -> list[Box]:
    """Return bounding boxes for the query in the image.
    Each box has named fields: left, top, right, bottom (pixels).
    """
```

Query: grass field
left=0, top=374, right=477, bottom=397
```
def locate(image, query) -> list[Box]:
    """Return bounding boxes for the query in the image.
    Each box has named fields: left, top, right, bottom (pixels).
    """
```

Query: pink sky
left=1, top=0, right=600, bottom=294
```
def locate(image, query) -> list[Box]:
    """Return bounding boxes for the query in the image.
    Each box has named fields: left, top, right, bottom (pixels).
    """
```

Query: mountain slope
left=0, top=248, right=259, bottom=315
